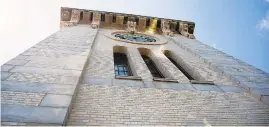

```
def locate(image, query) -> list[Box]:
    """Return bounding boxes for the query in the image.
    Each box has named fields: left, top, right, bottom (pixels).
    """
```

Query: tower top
left=60, top=7, right=196, bottom=39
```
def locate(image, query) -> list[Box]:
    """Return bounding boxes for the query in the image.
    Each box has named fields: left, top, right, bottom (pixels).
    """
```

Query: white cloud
left=257, top=11, right=269, bottom=31
left=257, top=1, right=269, bottom=31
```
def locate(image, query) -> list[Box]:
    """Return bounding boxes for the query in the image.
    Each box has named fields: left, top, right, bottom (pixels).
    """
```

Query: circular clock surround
left=105, top=31, right=168, bottom=45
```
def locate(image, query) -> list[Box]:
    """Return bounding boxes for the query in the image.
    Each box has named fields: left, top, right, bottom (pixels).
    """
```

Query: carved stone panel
left=70, top=9, right=80, bottom=24
left=179, top=22, right=195, bottom=39
left=61, top=10, right=71, bottom=21
left=91, top=12, right=101, bottom=29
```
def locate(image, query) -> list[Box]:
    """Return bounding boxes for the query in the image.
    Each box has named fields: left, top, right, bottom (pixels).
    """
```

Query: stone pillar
left=126, top=48, right=153, bottom=80
left=138, top=17, right=146, bottom=31
left=70, top=9, right=80, bottom=24
left=116, top=14, right=124, bottom=28
left=150, top=51, right=189, bottom=83
left=105, top=13, right=112, bottom=24
left=82, top=11, right=90, bottom=24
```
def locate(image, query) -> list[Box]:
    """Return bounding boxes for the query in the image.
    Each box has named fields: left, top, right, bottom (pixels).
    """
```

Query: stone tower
left=1, top=7, right=269, bottom=126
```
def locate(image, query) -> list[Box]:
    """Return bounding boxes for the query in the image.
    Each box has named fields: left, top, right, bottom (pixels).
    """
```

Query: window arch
left=113, top=46, right=133, bottom=77
left=162, top=50, right=194, bottom=80
left=138, top=48, right=164, bottom=78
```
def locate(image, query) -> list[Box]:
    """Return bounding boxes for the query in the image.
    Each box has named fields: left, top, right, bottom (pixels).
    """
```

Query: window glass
left=114, top=53, right=132, bottom=77
left=141, top=55, right=164, bottom=78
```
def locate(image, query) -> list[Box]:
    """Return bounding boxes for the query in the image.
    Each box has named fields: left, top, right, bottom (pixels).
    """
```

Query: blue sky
left=1, top=0, right=268, bottom=73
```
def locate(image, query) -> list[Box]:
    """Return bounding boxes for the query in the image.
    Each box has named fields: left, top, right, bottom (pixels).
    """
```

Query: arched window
left=163, top=50, right=194, bottom=80
left=138, top=48, right=164, bottom=78
left=141, top=55, right=164, bottom=78
left=113, top=46, right=133, bottom=77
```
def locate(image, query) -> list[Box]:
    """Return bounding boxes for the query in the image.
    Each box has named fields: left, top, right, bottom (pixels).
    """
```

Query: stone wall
left=1, top=25, right=99, bottom=125
left=67, top=84, right=269, bottom=126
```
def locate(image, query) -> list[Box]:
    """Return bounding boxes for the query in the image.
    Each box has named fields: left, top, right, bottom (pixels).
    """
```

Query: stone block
left=143, top=80, right=156, bottom=88
left=40, top=94, right=72, bottom=107
left=1, top=65, right=14, bottom=72
left=261, top=95, right=269, bottom=105
left=218, top=85, right=244, bottom=93
left=113, top=79, right=144, bottom=87
left=1, top=105, right=67, bottom=124
left=6, top=60, right=29, bottom=66
left=82, top=76, right=112, bottom=85
left=1, top=81, right=75, bottom=95
left=192, top=84, right=223, bottom=92
left=1, top=72, right=11, bottom=80
left=10, top=66, right=81, bottom=76
left=154, top=82, right=196, bottom=91
left=240, top=82, right=269, bottom=89
left=65, top=56, right=88, bottom=70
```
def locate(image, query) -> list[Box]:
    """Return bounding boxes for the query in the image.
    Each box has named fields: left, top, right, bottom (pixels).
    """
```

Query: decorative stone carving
left=70, top=9, right=80, bottom=24
left=161, top=20, right=174, bottom=37
left=126, top=21, right=137, bottom=34
left=91, top=12, right=101, bottom=29
left=179, top=22, right=195, bottom=39
left=61, top=10, right=71, bottom=21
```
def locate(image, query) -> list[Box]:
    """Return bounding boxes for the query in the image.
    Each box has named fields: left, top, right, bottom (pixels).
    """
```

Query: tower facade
left=1, top=7, right=269, bottom=126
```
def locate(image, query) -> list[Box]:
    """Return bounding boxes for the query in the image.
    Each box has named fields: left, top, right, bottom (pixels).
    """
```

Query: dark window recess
left=123, top=16, right=128, bottom=24
left=141, top=55, right=164, bottom=78
left=157, top=19, right=161, bottom=28
left=101, top=13, right=105, bottom=21
left=112, top=15, right=116, bottom=23
left=135, top=17, right=139, bottom=25
left=188, top=25, right=194, bottom=34
left=166, top=56, right=194, bottom=80
left=114, top=53, right=132, bottom=77
left=90, top=12, right=93, bottom=21
left=146, top=18, right=150, bottom=27
left=80, top=12, right=83, bottom=20
left=176, top=22, right=179, bottom=31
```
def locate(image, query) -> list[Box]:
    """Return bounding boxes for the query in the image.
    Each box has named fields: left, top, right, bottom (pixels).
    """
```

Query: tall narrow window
left=163, top=51, right=194, bottom=80
left=114, top=53, right=132, bottom=77
left=141, top=55, right=164, bottom=78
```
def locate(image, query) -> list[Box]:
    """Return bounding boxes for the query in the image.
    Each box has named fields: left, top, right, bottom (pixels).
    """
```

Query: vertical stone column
left=138, top=17, right=146, bottom=31
left=105, top=13, right=112, bottom=24
left=116, top=15, right=124, bottom=28
left=126, top=48, right=153, bottom=80
left=82, top=11, right=90, bottom=24
left=150, top=51, right=189, bottom=83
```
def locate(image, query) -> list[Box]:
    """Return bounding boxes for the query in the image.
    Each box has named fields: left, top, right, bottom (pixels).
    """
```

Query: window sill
left=153, top=78, right=179, bottom=83
left=190, top=80, right=215, bottom=85
left=115, top=76, right=142, bottom=81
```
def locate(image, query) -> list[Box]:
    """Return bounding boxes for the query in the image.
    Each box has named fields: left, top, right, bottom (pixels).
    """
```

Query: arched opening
left=163, top=50, right=194, bottom=80
left=113, top=46, right=133, bottom=77
left=138, top=48, right=164, bottom=78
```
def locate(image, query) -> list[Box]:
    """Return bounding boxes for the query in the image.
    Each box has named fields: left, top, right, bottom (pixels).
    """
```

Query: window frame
left=113, top=53, right=133, bottom=77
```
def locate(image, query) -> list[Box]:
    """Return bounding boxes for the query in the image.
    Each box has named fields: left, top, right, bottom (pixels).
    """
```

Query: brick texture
left=67, top=84, right=269, bottom=126
left=1, top=91, right=45, bottom=106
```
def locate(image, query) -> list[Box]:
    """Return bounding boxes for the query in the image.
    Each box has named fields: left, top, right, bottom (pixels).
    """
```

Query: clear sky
left=0, top=0, right=268, bottom=72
